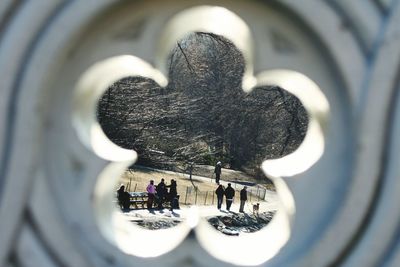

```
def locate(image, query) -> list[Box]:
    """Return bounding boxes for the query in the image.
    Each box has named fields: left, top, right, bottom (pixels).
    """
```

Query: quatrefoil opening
left=72, top=5, right=329, bottom=266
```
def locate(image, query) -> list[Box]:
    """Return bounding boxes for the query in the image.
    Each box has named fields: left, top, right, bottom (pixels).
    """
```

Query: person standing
left=239, top=186, right=248, bottom=213
left=214, top=161, right=222, bottom=184
left=146, top=180, right=156, bottom=209
left=224, top=183, right=235, bottom=211
left=117, top=185, right=131, bottom=211
left=215, top=184, right=225, bottom=210
left=156, top=178, right=167, bottom=209
left=167, top=179, right=178, bottom=211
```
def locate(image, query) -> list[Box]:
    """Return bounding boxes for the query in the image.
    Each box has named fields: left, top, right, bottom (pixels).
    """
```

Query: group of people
left=215, top=161, right=249, bottom=212
left=116, top=178, right=179, bottom=211
left=146, top=178, right=179, bottom=211
left=118, top=161, right=251, bottom=213
left=215, top=183, right=248, bottom=212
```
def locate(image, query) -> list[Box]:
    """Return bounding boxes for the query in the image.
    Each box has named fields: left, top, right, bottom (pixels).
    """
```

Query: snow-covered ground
left=124, top=193, right=278, bottom=220
left=119, top=167, right=279, bottom=234
left=121, top=193, right=279, bottom=234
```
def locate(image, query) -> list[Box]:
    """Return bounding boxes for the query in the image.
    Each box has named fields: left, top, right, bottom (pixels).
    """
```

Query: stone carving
left=72, top=6, right=328, bottom=265
left=0, top=1, right=399, bottom=267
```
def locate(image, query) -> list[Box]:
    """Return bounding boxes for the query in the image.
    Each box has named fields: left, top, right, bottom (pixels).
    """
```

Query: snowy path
left=123, top=199, right=279, bottom=223
left=123, top=166, right=280, bottom=225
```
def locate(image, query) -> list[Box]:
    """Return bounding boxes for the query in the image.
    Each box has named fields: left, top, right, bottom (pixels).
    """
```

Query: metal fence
left=181, top=186, right=266, bottom=206
left=123, top=183, right=267, bottom=207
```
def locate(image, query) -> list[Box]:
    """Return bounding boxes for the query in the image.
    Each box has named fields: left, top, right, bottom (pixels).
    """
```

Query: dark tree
left=97, top=32, right=308, bottom=178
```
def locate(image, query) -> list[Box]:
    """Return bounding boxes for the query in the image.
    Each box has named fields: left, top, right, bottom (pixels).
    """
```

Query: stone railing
left=1, top=1, right=400, bottom=267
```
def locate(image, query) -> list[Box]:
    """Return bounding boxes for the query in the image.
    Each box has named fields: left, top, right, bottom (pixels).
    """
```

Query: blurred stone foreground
left=1, top=1, right=400, bottom=267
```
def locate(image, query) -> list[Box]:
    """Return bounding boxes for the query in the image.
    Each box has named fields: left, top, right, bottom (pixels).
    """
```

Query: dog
left=252, top=203, right=260, bottom=215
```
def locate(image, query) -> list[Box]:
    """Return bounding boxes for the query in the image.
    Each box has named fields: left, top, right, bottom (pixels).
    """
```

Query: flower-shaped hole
left=72, top=5, right=329, bottom=266
left=96, top=32, right=308, bottom=233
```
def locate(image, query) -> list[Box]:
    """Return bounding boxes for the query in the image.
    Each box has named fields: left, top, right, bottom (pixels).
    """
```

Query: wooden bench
left=129, top=192, right=148, bottom=209
left=127, top=192, right=180, bottom=209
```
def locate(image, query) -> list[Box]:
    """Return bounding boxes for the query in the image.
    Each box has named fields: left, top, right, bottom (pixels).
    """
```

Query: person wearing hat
left=239, top=186, right=248, bottom=213
left=214, top=161, right=222, bottom=184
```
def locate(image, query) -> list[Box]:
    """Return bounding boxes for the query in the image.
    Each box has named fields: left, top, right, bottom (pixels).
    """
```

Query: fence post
left=195, top=189, right=198, bottom=205
left=256, top=186, right=259, bottom=200
left=204, top=191, right=208, bottom=205
left=185, top=187, right=188, bottom=205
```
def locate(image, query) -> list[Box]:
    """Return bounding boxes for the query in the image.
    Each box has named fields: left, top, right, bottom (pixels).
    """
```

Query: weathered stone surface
left=1, top=1, right=400, bottom=267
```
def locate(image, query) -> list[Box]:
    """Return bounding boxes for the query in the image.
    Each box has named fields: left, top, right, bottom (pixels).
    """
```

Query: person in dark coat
left=167, top=179, right=178, bottom=211
left=117, top=185, right=131, bottom=211
left=239, top=186, right=248, bottom=213
left=224, top=183, right=235, bottom=211
left=214, top=161, right=222, bottom=184
left=156, top=178, right=167, bottom=209
left=215, top=184, right=225, bottom=210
